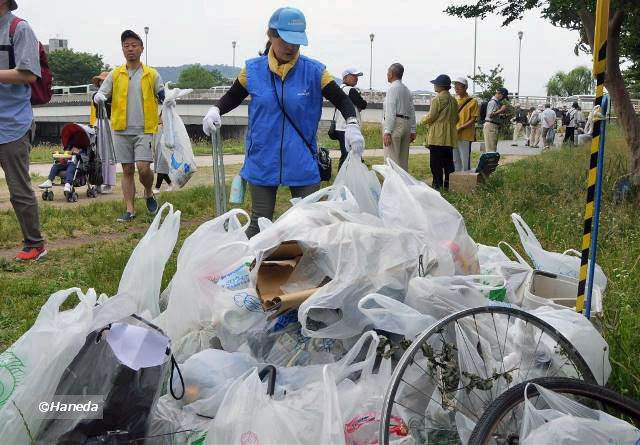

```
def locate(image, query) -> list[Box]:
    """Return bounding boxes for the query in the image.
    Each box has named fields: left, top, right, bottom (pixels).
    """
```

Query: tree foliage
left=48, top=49, right=107, bottom=86
left=546, top=66, right=594, bottom=96
left=177, top=64, right=229, bottom=89
left=469, top=65, right=506, bottom=101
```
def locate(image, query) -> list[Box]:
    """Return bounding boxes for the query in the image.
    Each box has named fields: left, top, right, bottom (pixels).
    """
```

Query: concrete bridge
left=33, top=88, right=632, bottom=143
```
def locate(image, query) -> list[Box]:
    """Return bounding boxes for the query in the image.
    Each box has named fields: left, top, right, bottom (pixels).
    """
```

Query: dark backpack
left=8, top=17, right=53, bottom=105
left=479, top=99, right=498, bottom=123
left=562, top=110, right=572, bottom=126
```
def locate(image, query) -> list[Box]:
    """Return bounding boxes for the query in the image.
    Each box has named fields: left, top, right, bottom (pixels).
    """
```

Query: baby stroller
left=40, top=123, right=103, bottom=202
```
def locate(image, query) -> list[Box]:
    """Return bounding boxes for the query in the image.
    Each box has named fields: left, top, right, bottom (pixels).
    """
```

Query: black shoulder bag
left=270, top=73, right=332, bottom=181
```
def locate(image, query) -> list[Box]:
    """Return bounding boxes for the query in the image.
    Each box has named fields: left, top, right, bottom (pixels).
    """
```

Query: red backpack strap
left=9, top=17, right=23, bottom=43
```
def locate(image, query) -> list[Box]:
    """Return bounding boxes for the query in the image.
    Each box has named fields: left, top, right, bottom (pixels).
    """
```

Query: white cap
left=537, top=104, right=545, bottom=110
left=342, top=67, right=363, bottom=78
left=453, top=77, right=468, bottom=87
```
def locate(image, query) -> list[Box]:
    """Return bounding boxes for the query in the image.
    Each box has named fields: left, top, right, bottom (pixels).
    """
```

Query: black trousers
left=429, top=145, right=455, bottom=190
left=336, top=130, right=347, bottom=170
left=155, top=173, right=171, bottom=188
left=564, top=126, right=575, bottom=145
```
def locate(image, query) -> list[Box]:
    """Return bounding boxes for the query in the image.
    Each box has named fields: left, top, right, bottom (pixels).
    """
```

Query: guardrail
left=45, top=89, right=640, bottom=113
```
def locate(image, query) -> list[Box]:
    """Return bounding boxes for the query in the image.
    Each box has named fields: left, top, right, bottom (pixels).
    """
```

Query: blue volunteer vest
left=241, top=54, right=324, bottom=186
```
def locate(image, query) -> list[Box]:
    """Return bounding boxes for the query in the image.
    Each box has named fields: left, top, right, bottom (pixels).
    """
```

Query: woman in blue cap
left=203, top=6, right=364, bottom=237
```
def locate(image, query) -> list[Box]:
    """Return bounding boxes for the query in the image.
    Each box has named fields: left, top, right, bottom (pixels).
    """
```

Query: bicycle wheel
left=379, top=306, right=597, bottom=445
left=468, top=377, right=640, bottom=445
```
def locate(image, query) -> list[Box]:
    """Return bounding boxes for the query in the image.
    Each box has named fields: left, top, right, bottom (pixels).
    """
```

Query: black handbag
left=327, top=109, right=339, bottom=140
left=271, top=73, right=332, bottom=181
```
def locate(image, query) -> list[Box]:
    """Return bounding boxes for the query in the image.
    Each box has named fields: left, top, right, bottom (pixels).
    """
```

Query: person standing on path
left=89, top=71, right=117, bottom=194
left=334, top=67, right=367, bottom=169
left=563, top=101, right=581, bottom=145
left=453, top=77, right=478, bottom=171
left=511, top=105, right=528, bottom=144
left=482, top=87, right=508, bottom=152
left=94, top=29, right=165, bottom=222
left=382, top=63, right=416, bottom=171
left=528, top=104, right=543, bottom=148
left=541, top=103, right=557, bottom=150
left=202, top=7, right=363, bottom=238
left=0, top=0, right=47, bottom=261
left=422, top=74, right=459, bottom=190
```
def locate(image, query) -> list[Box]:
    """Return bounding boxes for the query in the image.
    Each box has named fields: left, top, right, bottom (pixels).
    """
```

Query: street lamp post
left=473, top=17, right=477, bottom=94
left=232, top=41, right=237, bottom=68
left=144, top=26, right=149, bottom=65
left=517, top=31, right=523, bottom=98
left=369, top=33, right=375, bottom=91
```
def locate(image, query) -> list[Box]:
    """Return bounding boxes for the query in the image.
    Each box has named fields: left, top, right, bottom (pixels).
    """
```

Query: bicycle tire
left=468, top=376, right=640, bottom=445
left=380, top=305, right=597, bottom=445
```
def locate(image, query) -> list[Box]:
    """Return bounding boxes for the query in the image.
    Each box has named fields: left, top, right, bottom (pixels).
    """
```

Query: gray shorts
left=112, top=133, right=154, bottom=164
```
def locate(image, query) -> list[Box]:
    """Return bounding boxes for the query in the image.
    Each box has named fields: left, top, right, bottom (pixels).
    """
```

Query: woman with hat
left=421, top=74, right=459, bottom=190
left=90, top=71, right=117, bottom=194
left=202, top=6, right=364, bottom=238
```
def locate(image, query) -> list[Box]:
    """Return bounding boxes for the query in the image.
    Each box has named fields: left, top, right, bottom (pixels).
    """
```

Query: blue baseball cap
left=268, top=7, right=308, bottom=46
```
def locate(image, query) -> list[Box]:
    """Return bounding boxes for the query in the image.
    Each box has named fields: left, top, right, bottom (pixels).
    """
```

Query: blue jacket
left=240, top=55, right=324, bottom=186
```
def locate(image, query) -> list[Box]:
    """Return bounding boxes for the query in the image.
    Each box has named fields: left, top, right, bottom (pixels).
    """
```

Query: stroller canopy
left=61, top=123, right=95, bottom=150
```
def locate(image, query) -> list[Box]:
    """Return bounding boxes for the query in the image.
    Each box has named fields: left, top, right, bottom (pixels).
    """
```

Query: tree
left=546, top=66, right=594, bottom=96
left=445, top=0, right=640, bottom=195
left=177, top=64, right=229, bottom=89
left=470, top=64, right=506, bottom=101
left=48, top=49, right=107, bottom=86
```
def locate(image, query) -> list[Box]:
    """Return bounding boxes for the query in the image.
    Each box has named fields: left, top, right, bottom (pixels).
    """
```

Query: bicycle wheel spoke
left=455, top=322, right=491, bottom=408
left=522, top=328, right=545, bottom=383
left=473, top=314, right=494, bottom=401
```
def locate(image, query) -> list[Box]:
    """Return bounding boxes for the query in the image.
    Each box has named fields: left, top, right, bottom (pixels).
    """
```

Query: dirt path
left=0, top=153, right=530, bottom=259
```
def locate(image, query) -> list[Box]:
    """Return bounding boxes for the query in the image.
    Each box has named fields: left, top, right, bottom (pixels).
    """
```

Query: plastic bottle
left=229, top=174, right=245, bottom=204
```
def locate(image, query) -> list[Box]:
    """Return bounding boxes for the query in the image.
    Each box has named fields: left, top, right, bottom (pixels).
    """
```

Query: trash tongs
left=211, top=127, right=227, bottom=217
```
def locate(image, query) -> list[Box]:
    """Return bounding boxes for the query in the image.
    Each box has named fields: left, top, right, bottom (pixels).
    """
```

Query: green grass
left=3, top=128, right=639, bottom=400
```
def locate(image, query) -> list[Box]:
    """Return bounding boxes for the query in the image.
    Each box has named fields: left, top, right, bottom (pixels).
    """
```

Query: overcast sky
left=19, top=0, right=592, bottom=95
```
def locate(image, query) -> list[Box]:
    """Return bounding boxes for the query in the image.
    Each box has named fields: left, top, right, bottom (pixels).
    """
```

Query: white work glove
left=345, top=120, right=365, bottom=156
left=93, top=91, right=107, bottom=105
left=163, top=97, right=176, bottom=108
left=203, top=106, right=222, bottom=136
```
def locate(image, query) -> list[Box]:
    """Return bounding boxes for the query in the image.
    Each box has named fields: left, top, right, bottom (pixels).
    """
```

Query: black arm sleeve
left=322, top=81, right=356, bottom=121
left=348, top=88, right=368, bottom=110
left=216, top=78, right=249, bottom=115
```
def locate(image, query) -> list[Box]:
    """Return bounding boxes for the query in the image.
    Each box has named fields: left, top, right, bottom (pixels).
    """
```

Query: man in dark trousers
left=333, top=67, right=367, bottom=169
left=0, top=0, right=47, bottom=260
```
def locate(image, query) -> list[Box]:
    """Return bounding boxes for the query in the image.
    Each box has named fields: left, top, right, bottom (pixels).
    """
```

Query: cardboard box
left=253, top=241, right=329, bottom=318
left=449, top=171, right=484, bottom=193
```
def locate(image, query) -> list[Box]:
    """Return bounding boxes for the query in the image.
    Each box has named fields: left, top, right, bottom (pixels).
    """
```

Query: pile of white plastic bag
left=0, top=152, right=615, bottom=444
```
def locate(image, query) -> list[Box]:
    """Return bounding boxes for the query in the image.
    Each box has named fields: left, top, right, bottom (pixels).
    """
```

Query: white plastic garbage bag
left=154, top=209, right=265, bottom=351
left=174, top=349, right=257, bottom=418
left=511, top=213, right=607, bottom=291
left=520, top=383, right=640, bottom=444
left=478, top=242, right=532, bottom=306
left=530, top=306, right=611, bottom=385
left=374, top=159, right=479, bottom=276
left=118, top=203, right=181, bottom=319
left=339, top=352, right=413, bottom=445
left=160, top=83, right=196, bottom=188
left=288, top=222, right=435, bottom=339
left=358, top=293, right=436, bottom=338
left=206, top=366, right=345, bottom=445
left=334, top=152, right=381, bottom=216
left=147, top=394, right=212, bottom=445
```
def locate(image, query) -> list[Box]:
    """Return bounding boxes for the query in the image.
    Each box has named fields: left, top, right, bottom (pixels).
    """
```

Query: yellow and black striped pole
left=576, top=0, right=610, bottom=316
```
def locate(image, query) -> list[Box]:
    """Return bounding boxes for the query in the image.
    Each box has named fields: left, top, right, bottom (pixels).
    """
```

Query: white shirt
left=541, top=108, right=557, bottom=129
left=383, top=80, right=416, bottom=134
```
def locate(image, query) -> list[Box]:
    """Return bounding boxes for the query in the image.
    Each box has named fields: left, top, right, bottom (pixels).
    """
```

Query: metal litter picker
left=211, top=127, right=227, bottom=216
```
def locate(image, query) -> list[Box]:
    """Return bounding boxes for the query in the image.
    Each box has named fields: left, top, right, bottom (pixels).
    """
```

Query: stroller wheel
left=41, top=191, right=47, bottom=201
left=71, top=192, right=78, bottom=203
left=48, top=191, right=54, bottom=201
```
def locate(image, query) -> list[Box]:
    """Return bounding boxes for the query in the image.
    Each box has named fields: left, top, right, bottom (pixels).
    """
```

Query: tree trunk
left=605, top=12, right=640, bottom=195
left=580, top=9, right=640, bottom=198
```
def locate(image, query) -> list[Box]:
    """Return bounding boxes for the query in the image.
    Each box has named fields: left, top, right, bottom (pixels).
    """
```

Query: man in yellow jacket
left=94, top=30, right=164, bottom=222
left=422, top=74, right=459, bottom=190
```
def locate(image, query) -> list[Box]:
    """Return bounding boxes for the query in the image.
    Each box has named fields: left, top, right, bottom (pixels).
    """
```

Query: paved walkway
left=0, top=139, right=540, bottom=180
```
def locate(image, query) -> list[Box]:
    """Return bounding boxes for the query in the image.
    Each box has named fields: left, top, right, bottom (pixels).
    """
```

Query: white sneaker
left=152, top=187, right=161, bottom=195
left=64, top=183, right=72, bottom=193
left=38, top=179, right=53, bottom=189
left=100, top=185, right=113, bottom=194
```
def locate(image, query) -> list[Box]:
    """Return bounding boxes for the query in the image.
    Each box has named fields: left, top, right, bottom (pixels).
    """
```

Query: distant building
left=45, top=38, right=68, bottom=54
